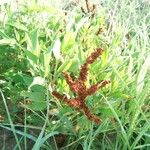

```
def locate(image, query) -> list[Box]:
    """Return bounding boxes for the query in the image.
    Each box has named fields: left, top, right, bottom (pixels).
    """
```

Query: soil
left=0, top=126, right=70, bottom=150
left=0, top=126, right=35, bottom=150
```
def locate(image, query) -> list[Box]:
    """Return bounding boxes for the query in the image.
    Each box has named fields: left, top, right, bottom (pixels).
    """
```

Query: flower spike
left=52, top=48, right=110, bottom=124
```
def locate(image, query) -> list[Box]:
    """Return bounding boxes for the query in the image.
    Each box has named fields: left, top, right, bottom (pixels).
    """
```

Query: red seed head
left=86, top=48, right=103, bottom=64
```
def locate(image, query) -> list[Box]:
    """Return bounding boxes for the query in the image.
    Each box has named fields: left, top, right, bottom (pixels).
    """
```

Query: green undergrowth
left=0, top=0, right=150, bottom=149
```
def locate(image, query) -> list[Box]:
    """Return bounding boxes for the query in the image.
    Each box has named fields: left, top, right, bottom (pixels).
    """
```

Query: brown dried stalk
left=52, top=48, right=110, bottom=124
left=81, top=0, right=96, bottom=16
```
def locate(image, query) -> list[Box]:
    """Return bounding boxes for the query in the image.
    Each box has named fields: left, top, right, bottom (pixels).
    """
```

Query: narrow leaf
left=136, top=55, right=150, bottom=94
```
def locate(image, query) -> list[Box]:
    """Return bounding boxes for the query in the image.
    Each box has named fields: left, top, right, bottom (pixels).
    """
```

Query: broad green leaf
left=26, top=29, right=40, bottom=57
left=21, top=91, right=46, bottom=111
left=22, top=75, right=33, bottom=86
left=11, top=74, right=24, bottom=84
left=28, top=101, right=47, bottom=111
left=30, top=85, right=46, bottom=93
left=21, top=91, right=45, bottom=102
left=29, top=76, right=45, bottom=88
left=25, top=50, right=38, bottom=64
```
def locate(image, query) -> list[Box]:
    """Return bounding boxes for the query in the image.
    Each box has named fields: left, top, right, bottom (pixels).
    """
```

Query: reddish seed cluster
left=52, top=48, right=110, bottom=124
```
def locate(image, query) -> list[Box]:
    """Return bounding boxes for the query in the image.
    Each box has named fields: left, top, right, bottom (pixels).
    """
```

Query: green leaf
left=11, top=74, right=24, bottom=84
left=14, top=29, right=20, bottom=41
left=75, top=17, right=88, bottom=35
left=21, top=91, right=46, bottom=111
left=7, top=22, right=28, bottom=32
left=0, top=38, right=16, bottom=45
left=61, top=32, right=76, bottom=53
left=28, top=5, right=58, bottom=14
left=40, top=131, right=59, bottom=146
left=0, top=30, right=9, bottom=38
left=28, top=101, right=47, bottom=111
left=57, top=59, right=73, bottom=73
left=101, top=107, right=122, bottom=117
left=52, top=38, right=62, bottom=60
left=25, top=50, right=38, bottom=64
left=29, top=76, right=45, bottom=88
left=43, top=47, right=52, bottom=77
left=69, top=58, right=79, bottom=72
left=32, top=121, right=58, bottom=150
left=22, top=91, right=45, bottom=102
left=30, top=85, right=46, bottom=92
left=136, top=55, right=150, bottom=95
left=26, top=29, right=40, bottom=57
left=22, top=75, right=33, bottom=86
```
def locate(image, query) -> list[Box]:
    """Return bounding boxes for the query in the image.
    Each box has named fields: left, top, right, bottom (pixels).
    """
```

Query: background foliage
left=0, top=0, right=150, bottom=149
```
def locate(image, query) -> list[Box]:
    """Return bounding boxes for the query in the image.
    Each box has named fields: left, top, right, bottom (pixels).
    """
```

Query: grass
left=0, top=0, right=150, bottom=149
